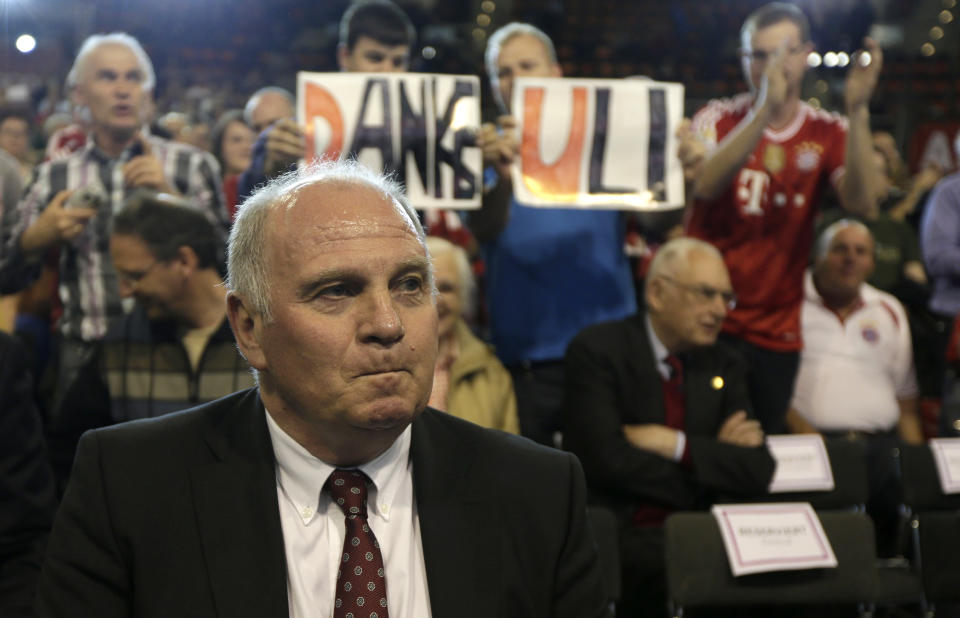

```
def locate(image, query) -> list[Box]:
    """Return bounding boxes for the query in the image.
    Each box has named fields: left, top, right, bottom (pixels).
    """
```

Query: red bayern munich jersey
left=685, top=94, right=847, bottom=352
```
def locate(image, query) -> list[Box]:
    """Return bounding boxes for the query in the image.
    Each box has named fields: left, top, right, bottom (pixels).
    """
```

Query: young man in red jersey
left=680, top=2, right=882, bottom=433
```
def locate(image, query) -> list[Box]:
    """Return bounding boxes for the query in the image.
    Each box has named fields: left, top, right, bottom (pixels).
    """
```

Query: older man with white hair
left=0, top=32, right=229, bottom=493
left=37, top=158, right=608, bottom=618
left=564, top=237, right=774, bottom=617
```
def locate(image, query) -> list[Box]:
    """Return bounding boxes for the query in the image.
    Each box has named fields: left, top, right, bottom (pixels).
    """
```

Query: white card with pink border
left=929, top=438, right=960, bottom=494
left=711, top=503, right=838, bottom=576
left=766, top=435, right=835, bottom=493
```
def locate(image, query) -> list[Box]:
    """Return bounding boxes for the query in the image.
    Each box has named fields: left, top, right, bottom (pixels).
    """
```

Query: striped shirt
left=0, top=133, right=228, bottom=341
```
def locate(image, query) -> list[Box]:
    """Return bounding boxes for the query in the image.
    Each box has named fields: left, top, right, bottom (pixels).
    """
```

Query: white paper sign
left=766, top=435, right=835, bottom=493
left=510, top=77, right=685, bottom=211
left=297, top=72, right=482, bottom=209
left=711, top=503, right=838, bottom=576
left=929, top=438, right=960, bottom=494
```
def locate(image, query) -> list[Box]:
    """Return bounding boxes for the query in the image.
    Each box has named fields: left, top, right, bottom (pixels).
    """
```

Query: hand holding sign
left=477, top=115, right=518, bottom=180
left=264, top=118, right=306, bottom=179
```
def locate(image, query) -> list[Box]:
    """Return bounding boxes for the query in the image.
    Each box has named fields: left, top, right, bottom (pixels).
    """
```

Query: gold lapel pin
left=711, top=376, right=724, bottom=390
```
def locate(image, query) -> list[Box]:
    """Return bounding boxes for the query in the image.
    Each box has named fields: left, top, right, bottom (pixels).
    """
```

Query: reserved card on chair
left=711, top=503, right=838, bottom=576
left=929, top=438, right=960, bottom=494
left=766, top=435, right=835, bottom=493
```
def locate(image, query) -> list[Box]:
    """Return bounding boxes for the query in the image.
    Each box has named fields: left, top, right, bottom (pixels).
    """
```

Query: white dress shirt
left=265, top=411, right=433, bottom=618
left=645, top=315, right=687, bottom=460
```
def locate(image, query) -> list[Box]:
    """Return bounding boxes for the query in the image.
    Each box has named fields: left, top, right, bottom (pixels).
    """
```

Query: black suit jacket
left=36, top=389, right=608, bottom=618
left=563, top=312, right=775, bottom=513
left=0, top=332, right=56, bottom=618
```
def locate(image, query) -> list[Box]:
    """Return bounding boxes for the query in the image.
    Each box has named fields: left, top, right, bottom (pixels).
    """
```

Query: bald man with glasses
left=563, top=237, right=775, bottom=617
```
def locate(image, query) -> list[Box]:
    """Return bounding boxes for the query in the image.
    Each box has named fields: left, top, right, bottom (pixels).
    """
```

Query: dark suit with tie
left=562, top=312, right=775, bottom=614
left=36, top=388, right=608, bottom=618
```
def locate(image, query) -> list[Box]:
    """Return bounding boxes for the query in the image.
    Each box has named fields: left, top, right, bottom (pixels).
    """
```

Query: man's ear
left=175, top=245, right=199, bottom=276
left=226, top=292, right=267, bottom=371
left=645, top=276, right=665, bottom=313
left=336, top=43, right=350, bottom=71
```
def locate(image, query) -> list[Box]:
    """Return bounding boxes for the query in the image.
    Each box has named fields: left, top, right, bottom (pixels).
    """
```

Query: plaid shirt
left=0, top=133, right=228, bottom=341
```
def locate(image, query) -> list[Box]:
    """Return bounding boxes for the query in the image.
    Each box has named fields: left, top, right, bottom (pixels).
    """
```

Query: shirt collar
left=645, top=313, right=672, bottom=380
left=264, top=408, right=412, bottom=526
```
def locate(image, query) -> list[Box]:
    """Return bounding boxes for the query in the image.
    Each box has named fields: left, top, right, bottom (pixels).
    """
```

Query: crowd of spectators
left=0, top=0, right=958, bottom=616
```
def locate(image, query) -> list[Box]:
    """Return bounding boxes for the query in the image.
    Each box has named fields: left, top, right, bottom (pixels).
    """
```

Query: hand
left=716, top=411, right=764, bottom=447
left=476, top=115, right=517, bottom=179
left=845, top=37, right=883, bottom=112
left=676, top=118, right=706, bottom=182
left=20, top=190, right=97, bottom=253
left=912, top=165, right=943, bottom=193
left=623, top=423, right=680, bottom=459
left=757, top=42, right=789, bottom=116
left=123, top=135, right=175, bottom=193
left=264, top=119, right=305, bottom=179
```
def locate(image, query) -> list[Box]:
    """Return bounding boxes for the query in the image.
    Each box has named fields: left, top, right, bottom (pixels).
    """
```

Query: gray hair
left=243, top=87, right=295, bottom=127
left=67, top=33, right=155, bottom=92
left=645, top=237, right=724, bottom=295
left=226, top=158, right=427, bottom=320
left=814, top=219, right=873, bottom=262
left=425, top=236, right=476, bottom=322
left=485, top=23, right=557, bottom=107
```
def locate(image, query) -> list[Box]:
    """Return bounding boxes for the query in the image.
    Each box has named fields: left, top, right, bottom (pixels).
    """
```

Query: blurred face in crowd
left=111, top=233, right=186, bottom=322
left=0, top=116, right=29, bottom=160
left=231, top=180, right=438, bottom=464
left=431, top=248, right=464, bottom=341
left=339, top=36, right=410, bottom=73
left=741, top=19, right=811, bottom=99
left=494, top=33, right=561, bottom=113
left=250, top=92, right=294, bottom=134
left=814, top=223, right=875, bottom=301
left=647, top=247, right=734, bottom=352
left=73, top=43, right=150, bottom=141
left=221, top=120, right=254, bottom=176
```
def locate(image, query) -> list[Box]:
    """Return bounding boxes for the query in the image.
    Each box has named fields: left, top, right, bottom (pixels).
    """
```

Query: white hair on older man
left=66, top=32, right=156, bottom=92
left=226, top=158, right=428, bottom=321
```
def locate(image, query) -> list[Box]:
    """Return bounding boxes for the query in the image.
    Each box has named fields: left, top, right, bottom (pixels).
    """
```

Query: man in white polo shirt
left=788, top=218, right=922, bottom=554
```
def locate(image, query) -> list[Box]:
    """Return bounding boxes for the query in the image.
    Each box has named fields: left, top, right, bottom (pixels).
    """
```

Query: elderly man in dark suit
left=564, top=237, right=775, bottom=617
left=36, top=159, right=608, bottom=618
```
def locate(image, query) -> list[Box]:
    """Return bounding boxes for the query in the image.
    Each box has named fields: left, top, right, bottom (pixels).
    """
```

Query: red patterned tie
left=326, top=469, right=389, bottom=618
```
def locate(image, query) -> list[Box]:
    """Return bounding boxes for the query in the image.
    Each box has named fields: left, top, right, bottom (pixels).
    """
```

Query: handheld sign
left=766, top=435, right=835, bottom=493
left=712, top=503, right=838, bottom=576
left=297, top=72, right=482, bottom=209
left=929, top=438, right=960, bottom=494
left=511, top=77, right=685, bottom=210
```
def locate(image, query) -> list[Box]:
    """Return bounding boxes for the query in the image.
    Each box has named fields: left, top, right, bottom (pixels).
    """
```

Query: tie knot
left=326, top=469, right=370, bottom=519
left=665, top=355, right=683, bottom=383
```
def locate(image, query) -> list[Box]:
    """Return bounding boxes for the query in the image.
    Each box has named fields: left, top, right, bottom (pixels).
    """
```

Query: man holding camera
left=0, top=34, right=228, bottom=490
left=0, top=33, right=228, bottom=342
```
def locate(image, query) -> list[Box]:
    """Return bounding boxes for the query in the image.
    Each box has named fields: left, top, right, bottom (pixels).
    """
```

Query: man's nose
left=358, top=291, right=405, bottom=346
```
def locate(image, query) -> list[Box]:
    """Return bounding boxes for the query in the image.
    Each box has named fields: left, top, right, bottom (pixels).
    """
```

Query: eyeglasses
left=659, top=275, right=737, bottom=310
left=116, top=260, right=160, bottom=286
left=742, top=45, right=805, bottom=64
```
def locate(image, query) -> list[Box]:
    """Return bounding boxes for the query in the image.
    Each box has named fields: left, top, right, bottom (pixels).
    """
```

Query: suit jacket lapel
left=411, top=410, right=501, bottom=618
left=626, top=313, right=666, bottom=423
left=190, top=389, right=289, bottom=618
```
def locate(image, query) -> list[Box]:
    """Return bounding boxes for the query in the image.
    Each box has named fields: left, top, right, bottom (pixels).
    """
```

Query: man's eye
left=365, top=53, right=385, bottom=63
left=398, top=277, right=423, bottom=293
left=318, top=284, right=350, bottom=299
